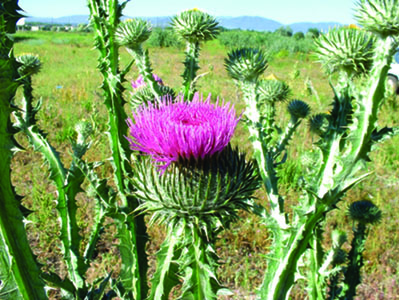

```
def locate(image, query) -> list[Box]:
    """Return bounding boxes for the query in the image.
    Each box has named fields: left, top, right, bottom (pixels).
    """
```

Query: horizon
left=18, top=0, right=357, bottom=25
left=21, top=14, right=347, bottom=26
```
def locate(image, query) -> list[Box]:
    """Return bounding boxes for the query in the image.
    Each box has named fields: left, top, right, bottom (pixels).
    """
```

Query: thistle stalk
left=88, top=1, right=148, bottom=298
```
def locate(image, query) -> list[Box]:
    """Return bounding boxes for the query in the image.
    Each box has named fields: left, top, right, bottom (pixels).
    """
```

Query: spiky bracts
left=225, top=48, right=268, bottom=82
left=314, top=28, right=375, bottom=76
left=355, top=0, right=399, bottom=38
left=171, top=9, right=220, bottom=44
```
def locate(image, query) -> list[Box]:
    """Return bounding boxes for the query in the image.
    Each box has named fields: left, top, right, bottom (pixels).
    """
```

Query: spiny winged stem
left=225, top=48, right=294, bottom=229
left=338, top=200, right=382, bottom=300
left=181, top=41, right=200, bottom=100
left=88, top=0, right=148, bottom=298
left=0, top=2, right=47, bottom=299
left=13, top=55, right=101, bottom=296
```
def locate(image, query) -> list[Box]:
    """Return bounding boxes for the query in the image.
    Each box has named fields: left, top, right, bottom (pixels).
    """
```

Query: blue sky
left=19, top=0, right=358, bottom=24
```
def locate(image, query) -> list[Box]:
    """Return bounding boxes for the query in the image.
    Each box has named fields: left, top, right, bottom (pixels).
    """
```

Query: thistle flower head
left=355, top=0, right=399, bottom=37
left=16, top=54, right=41, bottom=77
left=116, top=19, right=152, bottom=50
left=225, top=48, right=268, bottom=82
left=287, top=99, right=311, bottom=120
left=126, top=93, right=240, bottom=171
left=171, top=9, right=220, bottom=43
left=348, top=200, right=382, bottom=225
left=314, top=28, right=375, bottom=76
left=257, top=79, right=291, bottom=103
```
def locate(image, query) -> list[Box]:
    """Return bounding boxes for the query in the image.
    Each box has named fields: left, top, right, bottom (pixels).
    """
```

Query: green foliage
left=218, top=29, right=314, bottom=57
left=275, top=26, right=293, bottom=37
left=146, top=27, right=183, bottom=48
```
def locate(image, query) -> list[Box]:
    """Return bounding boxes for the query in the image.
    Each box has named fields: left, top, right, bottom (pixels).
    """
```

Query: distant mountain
left=289, top=22, right=342, bottom=33
left=217, top=16, right=283, bottom=31
left=25, top=15, right=344, bottom=33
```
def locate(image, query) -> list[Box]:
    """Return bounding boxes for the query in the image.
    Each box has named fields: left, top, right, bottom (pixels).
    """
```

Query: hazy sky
left=19, top=0, right=358, bottom=24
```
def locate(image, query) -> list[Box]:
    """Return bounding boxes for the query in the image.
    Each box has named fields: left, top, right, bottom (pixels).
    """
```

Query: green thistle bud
left=314, top=28, right=375, bottom=76
left=75, top=120, right=93, bottom=145
left=257, top=79, right=291, bottom=103
left=171, top=9, right=220, bottom=43
left=115, top=19, right=152, bottom=50
left=225, top=48, right=268, bottom=82
left=73, top=121, right=93, bottom=158
left=287, top=99, right=310, bottom=120
left=309, top=113, right=329, bottom=135
left=348, top=200, right=382, bottom=225
left=132, top=145, right=260, bottom=228
left=16, top=54, right=41, bottom=77
left=355, top=0, right=399, bottom=37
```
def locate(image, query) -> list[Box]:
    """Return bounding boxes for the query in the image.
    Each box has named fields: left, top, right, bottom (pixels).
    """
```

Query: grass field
left=11, top=30, right=399, bottom=299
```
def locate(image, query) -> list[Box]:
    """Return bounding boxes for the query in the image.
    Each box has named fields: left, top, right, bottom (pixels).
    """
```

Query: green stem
left=179, top=220, right=221, bottom=300
left=340, top=223, right=367, bottom=300
left=182, top=41, right=200, bottom=100
left=241, top=81, right=288, bottom=228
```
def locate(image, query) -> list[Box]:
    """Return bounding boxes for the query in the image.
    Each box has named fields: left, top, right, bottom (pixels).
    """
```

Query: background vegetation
left=11, top=30, right=399, bottom=299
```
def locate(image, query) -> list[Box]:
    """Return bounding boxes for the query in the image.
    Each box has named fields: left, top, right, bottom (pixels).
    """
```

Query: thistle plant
left=223, top=0, right=398, bottom=299
left=172, top=9, right=220, bottom=100
left=1, top=0, right=398, bottom=299
left=126, top=94, right=259, bottom=298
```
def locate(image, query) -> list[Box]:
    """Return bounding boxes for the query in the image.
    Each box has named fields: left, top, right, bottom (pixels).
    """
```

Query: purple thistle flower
left=131, top=74, right=164, bottom=89
left=126, top=93, right=240, bottom=171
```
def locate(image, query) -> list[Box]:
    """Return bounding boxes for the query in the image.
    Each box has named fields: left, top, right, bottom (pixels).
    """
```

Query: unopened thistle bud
left=171, top=9, right=220, bottom=43
left=16, top=54, right=41, bottom=77
left=73, top=120, right=93, bottom=158
left=225, top=48, right=268, bottom=82
left=116, top=19, right=152, bottom=50
left=314, top=28, right=375, bottom=76
left=287, top=99, right=310, bottom=120
left=355, top=0, right=399, bottom=38
left=348, top=200, right=382, bottom=225
left=309, top=113, right=329, bottom=135
left=257, top=79, right=290, bottom=103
